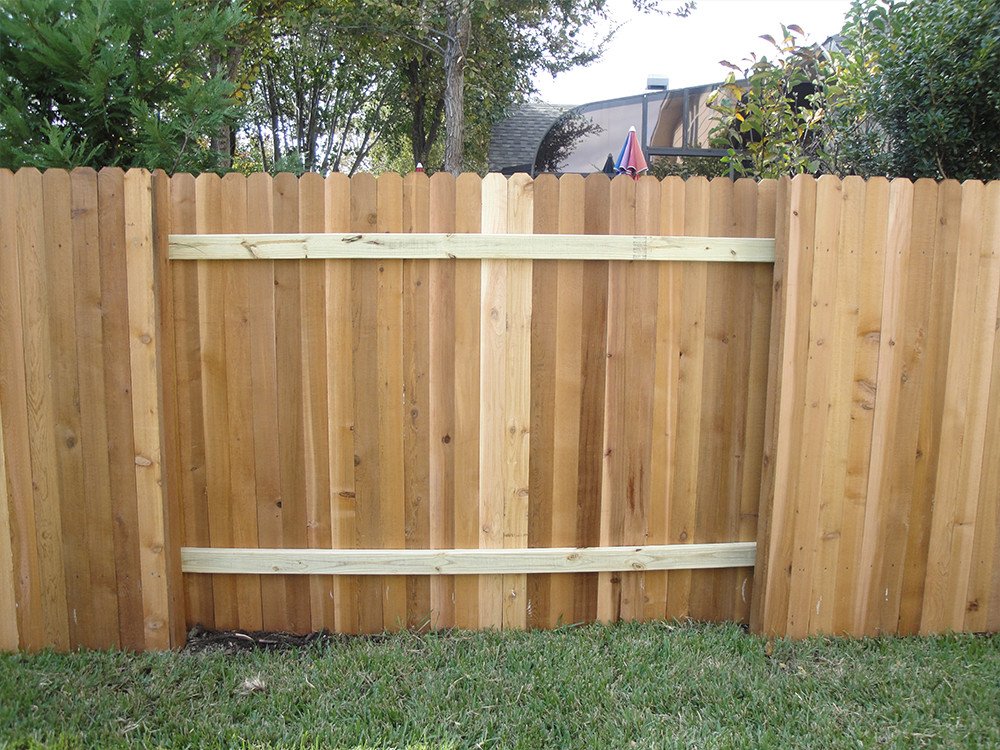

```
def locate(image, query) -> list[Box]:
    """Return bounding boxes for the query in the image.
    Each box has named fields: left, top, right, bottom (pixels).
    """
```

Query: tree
left=832, top=0, right=1000, bottom=180
left=241, top=7, right=401, bottom=175
left=358, top=0, right=695, bottom=174
left=0, top=0, right=246, bottom=172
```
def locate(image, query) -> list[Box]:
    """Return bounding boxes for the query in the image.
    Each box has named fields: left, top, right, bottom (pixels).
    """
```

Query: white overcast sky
left=531, top=0, right=854, bottom=105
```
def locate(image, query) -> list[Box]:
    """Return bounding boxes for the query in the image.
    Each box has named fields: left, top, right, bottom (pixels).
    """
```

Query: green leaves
left=707, top=25, right=836, bottom=179
left=834, top=0, right=1000, bottom=180
left=0, top=0, right=246, bottom=172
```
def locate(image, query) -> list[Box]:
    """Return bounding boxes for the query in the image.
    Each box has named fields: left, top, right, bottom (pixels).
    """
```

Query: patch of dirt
left=182, top=624, right=351, bottom=654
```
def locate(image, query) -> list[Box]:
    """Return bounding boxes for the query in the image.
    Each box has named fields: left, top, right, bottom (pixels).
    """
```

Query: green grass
left=1, top=621, right=998, bottom=749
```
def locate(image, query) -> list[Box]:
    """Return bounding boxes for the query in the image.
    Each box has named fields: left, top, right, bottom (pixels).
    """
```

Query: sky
left=532, top=0, right=855, bottom=106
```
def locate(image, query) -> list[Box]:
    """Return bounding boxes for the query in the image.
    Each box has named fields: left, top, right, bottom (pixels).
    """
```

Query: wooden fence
left=0, top=168, right=998, bottom=651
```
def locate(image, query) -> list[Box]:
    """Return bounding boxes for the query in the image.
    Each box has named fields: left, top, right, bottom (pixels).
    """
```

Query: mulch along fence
left=0, top=168, right=998, bottom=652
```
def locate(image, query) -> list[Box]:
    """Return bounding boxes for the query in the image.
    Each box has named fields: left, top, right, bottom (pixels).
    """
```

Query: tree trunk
left=443, top=1, right=472, bottom=175
left=208, top=43, right=241, bottom=170
left=405, top=57, right=444, bottom=170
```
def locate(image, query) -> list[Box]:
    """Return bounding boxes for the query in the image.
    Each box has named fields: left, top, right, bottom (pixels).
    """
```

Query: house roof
left=488, top=101, right=567, bottom=174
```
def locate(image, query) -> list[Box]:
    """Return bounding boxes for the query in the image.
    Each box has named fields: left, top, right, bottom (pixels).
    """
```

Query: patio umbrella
left=614, top=126, right=648, bottom=179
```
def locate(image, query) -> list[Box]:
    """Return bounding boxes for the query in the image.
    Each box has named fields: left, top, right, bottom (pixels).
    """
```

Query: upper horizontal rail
left=168, top=233, right=776, bottom=262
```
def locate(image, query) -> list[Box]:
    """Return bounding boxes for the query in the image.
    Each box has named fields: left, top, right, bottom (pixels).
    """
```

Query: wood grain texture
left=169, top=232, right=775, bottom=261
left=897, top=181, right=960, bottom=634
left=665, top=176, right=710, bottom=621
left=0, top=392, right=17, bottom=650
left=16, top=170, right=1000, bottom=648
left=181, top=542, right=758, bottom=575
left=962, top=180, right=1000, bottom=634
left=375, top=173, right=407, bottom=632
left=428, top=173, right=457, bottom=628
left=478, top=173, right=508, bottom=629
left=324, top=173, right=358, bottom=633
left=755, top=175, right=818, bottom=636
left=42, top=170, right=87, bottom=648
left=350, top=173, right=384, bottom=633
left=922, top=180, right=998, bottom=633
left=195, top=174, right=237, bottom=630
left=151, top=168, right=187, bottom=649
left=221, top=174, right=264, bottom=632
left=453, top=173, right=482, bottom=629
left=168, top=173, right=214, bottom=632
left=245, top=174, right=287, bottom=632
left=0, top=169, right=42, bottom=650
left=501, top=174, right=533, bottom=630
left=17, top=168, right=70, bottom=650
left=402, top=173, right=432, bottom=629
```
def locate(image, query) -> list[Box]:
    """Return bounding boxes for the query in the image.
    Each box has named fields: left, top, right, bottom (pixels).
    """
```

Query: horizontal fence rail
left=180, top=543, right=759, bottom=576
left=168, top=233, right=776, bottom=262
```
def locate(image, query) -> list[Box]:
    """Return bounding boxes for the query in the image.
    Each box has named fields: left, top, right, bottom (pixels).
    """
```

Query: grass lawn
left=0, top=621, right=998, bottom=749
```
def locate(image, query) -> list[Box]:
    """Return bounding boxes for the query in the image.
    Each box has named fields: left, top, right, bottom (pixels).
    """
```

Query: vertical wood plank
left=623, top=175, right=660, bottom=622
left=273, top=173, right=311, bottom=633
left=479, top=173, right=508, bottom=629
left=220, top=173, right=264, bottom=632
left=551, top=174, right=588, bottom=627
left=734, top=177, right=767, bottom=625
left=99, top=168, right=145, bottom=649
left=376, top=173, right=407, bottom=631
left=873, top=179, right=938, bottom=634
left=298, top=172, right=333, bottom=632
left=784, top=175, right=844, bottom=634
left=965, top=183, right=1000, bottom=633
left=123, top=169, right=171, bottom=649
left=501, top=174, right=533, bottom=630
left=42, top=169, right=89, bottom=647
left=600, top=174, right=657, bottom=624
left=526, top=173, right=559, bottom=629
left=403, top=172, right=432, bottom=629
left=754, top=175, right=818, bottom=636
left=691, top=177, right=741, bottom=622
left=922, top=180, right=999, bottom=632
left=17, top=168, right=71, bottom=650
left=833, top=178, right=889, bottom=635
left=854, top=180, right=915, bottom=635
left=0, top=169, right=43, bottom=650
left=168, top=172, right=213, bottom=631
left=245, top=173, right=287, bottom=632
left=0, top=393, right=17, bottom=650
left=151, top=168, right=187, bottom=649
left=806, top=176, right=864, bottom=634
left=0, top=169, right=23, bottom=649
left=325, top=173, right=357, bottom=634
left=428, top=172, right=457, bottom=628
left=453, top=173, right=481, bottom=629
left=195, top=173, right=238, bottom=630
left=646, top=176, right=686, bottom=622
left=576, top=174, right=610, bottom=623
left=350, top=172, right=384, bottom=633
left=666, top=176, right=710, bottom=621
left=897, top=180, right=960, bottom=633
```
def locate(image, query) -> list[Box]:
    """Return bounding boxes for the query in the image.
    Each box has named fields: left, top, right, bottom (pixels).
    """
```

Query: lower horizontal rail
left=180, top=542, right=757, bottom=576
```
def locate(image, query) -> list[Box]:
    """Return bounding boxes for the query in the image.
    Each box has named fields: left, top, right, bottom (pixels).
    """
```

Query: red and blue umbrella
left=614, top=126, right=648, bottom=179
